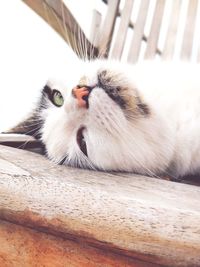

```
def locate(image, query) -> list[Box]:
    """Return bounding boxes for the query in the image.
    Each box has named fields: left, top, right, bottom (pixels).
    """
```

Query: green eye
left=52, top=90, right=64, bottom=107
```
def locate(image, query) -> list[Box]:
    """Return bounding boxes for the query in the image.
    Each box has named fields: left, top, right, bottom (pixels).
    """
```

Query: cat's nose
left=72, top=85, right=94, bottom=108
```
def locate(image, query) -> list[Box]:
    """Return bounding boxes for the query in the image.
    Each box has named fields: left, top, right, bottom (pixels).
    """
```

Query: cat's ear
left=2, top=85, right=52, bottom=139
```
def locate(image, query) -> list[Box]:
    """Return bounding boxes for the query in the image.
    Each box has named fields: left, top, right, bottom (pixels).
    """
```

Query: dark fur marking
left=137, top=100, right=150, bottom=116
left=43, top=85, right=54, bottom=104
left=138, top=103, right=150, bottom=116
left=98, top=72, right=126, bottom=108
left=8, top=84, right=52, bottom=139
left=98, top=71, right=150, bottom=117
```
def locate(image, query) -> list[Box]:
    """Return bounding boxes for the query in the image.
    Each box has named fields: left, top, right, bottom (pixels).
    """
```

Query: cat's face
left=14, top=59, right=173, bottom=175
left=39, top=60, right=153, bottom=172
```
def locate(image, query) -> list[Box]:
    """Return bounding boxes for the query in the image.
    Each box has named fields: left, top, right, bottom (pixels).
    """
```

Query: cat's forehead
left=46, top=64, right=94, bottom=91
left=47, top=59, right=127, bottom=93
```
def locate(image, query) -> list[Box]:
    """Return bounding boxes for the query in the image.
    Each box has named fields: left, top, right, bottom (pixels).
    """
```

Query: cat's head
left=11, top=60, right=173, bottom=175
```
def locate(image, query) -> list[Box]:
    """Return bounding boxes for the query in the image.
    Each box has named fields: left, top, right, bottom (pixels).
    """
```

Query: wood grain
left=0, top=145, right=200, bottom=266
left=0, top=219, right=156, bottom=267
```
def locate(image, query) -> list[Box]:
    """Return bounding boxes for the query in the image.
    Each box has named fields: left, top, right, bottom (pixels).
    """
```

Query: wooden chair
left=91, top=0, right=200, bottom=62
left=1, top=1, right=200, bottom=266
left=21, top=0, right=200, bottom=62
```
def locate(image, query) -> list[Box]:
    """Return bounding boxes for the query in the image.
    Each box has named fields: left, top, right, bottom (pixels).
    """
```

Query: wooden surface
left=0, top=134, right=35, bottom=143
left=0, top=220, right=155, bottom=267
left=0, top=145, right=200, bottom=266
left=0, top=134, right=42, bottom=154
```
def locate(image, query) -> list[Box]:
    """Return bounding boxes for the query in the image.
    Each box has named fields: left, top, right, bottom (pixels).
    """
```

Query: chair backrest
left=91, top=0, right=200, bottom=62
left=22, top=0, right=200, bottom=62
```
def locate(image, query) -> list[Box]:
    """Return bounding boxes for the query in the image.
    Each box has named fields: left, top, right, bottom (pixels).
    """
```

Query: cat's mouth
left=77, top=127, right=88, bottom=157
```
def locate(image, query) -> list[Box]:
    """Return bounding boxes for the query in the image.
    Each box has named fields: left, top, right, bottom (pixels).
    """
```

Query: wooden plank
left=128, top=0, right=150, bottom=63
left=0, top=134, right=41, bottom=150
left=0, top=133, right=43, bottom=152
left=90, top=10, right=102, bottom=47
left=22, top=0, right=98, bottom=59
left=0, top=134, right=35, bottom=143
left=111, top=0, right=134, bottom=60
left=97, top=0, right=120, bottom=57
left=162, top=0, right=182, bottom=60
left=144, top=0, right=166, bottom=59
left=180, top=0, right=198, bottom=60
left=0, top=145, right=200, bottom=266
left=0, top=220, right=155, bottom=267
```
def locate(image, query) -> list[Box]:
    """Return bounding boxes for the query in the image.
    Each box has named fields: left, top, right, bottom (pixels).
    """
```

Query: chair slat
left=0, top=134, right=42, bottom=151
left=198, top=45, right=200, bottom=62
left=144, top=0, right=166, bottom=59
left=98, top=0, right=120, bottom=57
left=128, top=0, right=150, bottom=63
left=162, top=0, right=182, bottom=60
left=90, top=10, right=102, bottom=47
left=180, top=0, right=198, bottom=60
left=111, top=0, right=134, bottom=60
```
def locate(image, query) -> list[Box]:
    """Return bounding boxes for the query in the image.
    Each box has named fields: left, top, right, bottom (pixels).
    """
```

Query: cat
left=7, top=59, right=200, bottom=179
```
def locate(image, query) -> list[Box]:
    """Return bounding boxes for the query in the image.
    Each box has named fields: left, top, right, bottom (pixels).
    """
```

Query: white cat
left=10, top=59, right=200, bottom=178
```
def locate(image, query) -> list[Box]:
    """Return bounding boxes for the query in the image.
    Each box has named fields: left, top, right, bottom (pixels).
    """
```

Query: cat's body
left=11, top=60, right=200, bottom=178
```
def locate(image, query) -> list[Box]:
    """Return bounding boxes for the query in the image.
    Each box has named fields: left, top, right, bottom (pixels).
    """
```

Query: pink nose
left=72, top=86, right=89, bottom=108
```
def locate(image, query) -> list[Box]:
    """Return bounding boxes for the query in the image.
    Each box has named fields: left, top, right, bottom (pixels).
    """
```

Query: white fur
left=40, top=60, right=200, bottom=177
